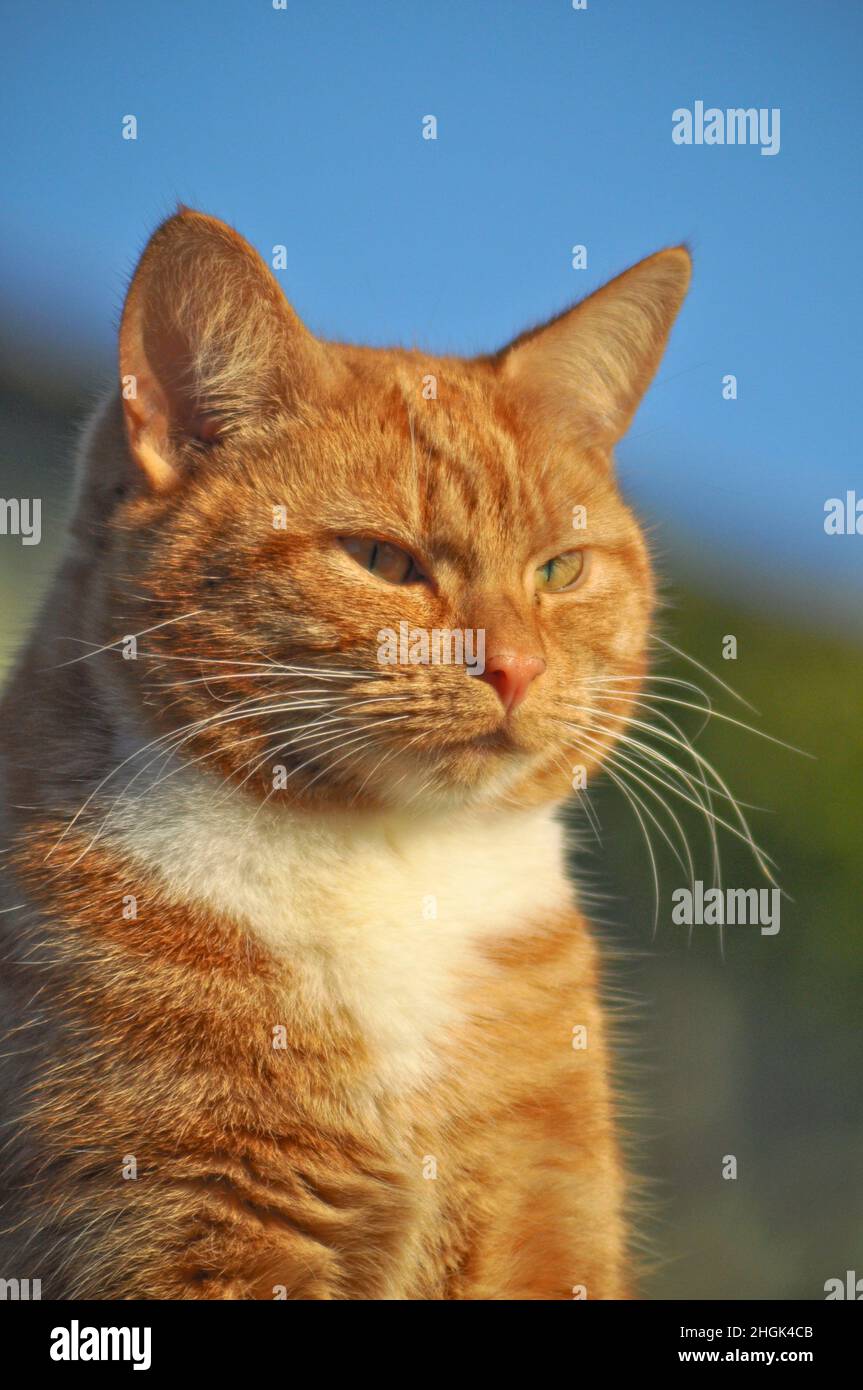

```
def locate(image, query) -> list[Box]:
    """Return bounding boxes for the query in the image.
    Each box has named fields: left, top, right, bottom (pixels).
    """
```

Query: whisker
left=43, top=611, right=204, bottom=670
left=242, top=719, right=412, bottom=831
left=575, top=740, right=662, bottom=932
left=46, top=692, right=339, bottom=859
left=562, top=706, right=776, bottom=879
left=570, top=729, right=699, bottom=887
left=584, top=684, right=812, bottom=760
left=569, top=728, right=694, bottom=883
left=649, top=631, right=758, bottom=711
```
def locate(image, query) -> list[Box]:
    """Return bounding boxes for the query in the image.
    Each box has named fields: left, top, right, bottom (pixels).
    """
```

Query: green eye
left=340, top=536, right=426, bottom=585
left=535, top=550, right=586, bottom=593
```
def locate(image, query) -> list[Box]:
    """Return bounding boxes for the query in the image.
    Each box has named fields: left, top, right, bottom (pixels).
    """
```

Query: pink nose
left=478, top=653, right=546, bottom=714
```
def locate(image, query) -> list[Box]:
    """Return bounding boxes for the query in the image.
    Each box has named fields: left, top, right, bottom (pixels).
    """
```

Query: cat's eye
left=340, top=536, right=426, bottom=585
left=534, top=550, right=586, bottom=594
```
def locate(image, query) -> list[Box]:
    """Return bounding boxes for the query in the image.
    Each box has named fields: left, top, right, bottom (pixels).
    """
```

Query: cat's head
left=83, top=209, right=689, bottom=812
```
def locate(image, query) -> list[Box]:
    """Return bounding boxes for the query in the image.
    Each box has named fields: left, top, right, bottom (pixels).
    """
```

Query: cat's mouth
left=421, top=723, right=553, bottom=783
left=443, top=729, right=520, bottom=754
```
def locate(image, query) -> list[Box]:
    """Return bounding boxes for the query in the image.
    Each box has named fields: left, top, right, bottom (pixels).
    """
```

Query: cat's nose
left=478, top=653, right=546, bottom=714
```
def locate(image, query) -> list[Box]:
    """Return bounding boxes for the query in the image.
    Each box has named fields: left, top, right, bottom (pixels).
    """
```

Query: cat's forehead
left=304, top=353, right=612, bottom=524
left=231, top=349, right=627, bottom=574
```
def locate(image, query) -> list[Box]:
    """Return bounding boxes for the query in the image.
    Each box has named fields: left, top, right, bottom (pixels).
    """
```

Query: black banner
left=3, top=1298, right=858, bottom=1374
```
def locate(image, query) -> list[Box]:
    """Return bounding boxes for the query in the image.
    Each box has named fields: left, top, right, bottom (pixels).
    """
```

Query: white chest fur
left=109, top=769, right=574, bottom=1093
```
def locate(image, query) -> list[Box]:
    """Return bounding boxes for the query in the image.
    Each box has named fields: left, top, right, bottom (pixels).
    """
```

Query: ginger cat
left=0, top=210, right=689, bottom=1299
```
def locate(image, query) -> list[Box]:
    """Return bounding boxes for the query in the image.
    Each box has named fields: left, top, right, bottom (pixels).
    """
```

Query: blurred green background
left=584, top=597, right=863, bottom=1299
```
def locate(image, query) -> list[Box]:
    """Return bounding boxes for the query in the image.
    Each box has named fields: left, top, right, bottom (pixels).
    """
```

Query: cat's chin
left=353, top=738, right=556, bottom=812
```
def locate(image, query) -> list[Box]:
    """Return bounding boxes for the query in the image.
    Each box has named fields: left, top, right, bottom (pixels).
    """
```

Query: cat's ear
left=118, top=208, right=333, bottom=490
left=498, top=246, right=691, bottom=448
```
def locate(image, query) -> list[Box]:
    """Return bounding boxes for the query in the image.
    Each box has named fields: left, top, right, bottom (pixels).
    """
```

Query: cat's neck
left=104, top=755, right=576, bottom=1094
left=106, top=752, right=574, bottom=950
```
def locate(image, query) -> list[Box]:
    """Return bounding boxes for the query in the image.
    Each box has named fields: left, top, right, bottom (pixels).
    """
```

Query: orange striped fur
left=0, top=211, right=689, bottom=1298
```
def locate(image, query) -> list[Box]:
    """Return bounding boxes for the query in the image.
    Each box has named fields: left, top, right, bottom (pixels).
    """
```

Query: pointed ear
left=118, top=208, right=332, bottom=490
left=498, top=246, right=691, bottom=448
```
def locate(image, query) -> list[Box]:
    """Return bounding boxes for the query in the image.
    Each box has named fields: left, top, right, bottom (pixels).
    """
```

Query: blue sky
left=2, top=0, right=861, bottom=628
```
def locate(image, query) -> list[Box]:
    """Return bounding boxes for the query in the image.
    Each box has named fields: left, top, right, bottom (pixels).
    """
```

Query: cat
left=0, top=208, right=689, bottom=1299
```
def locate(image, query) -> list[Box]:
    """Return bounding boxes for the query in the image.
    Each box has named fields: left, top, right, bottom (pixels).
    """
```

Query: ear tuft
left=500, top=246, right=691, bottom=448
